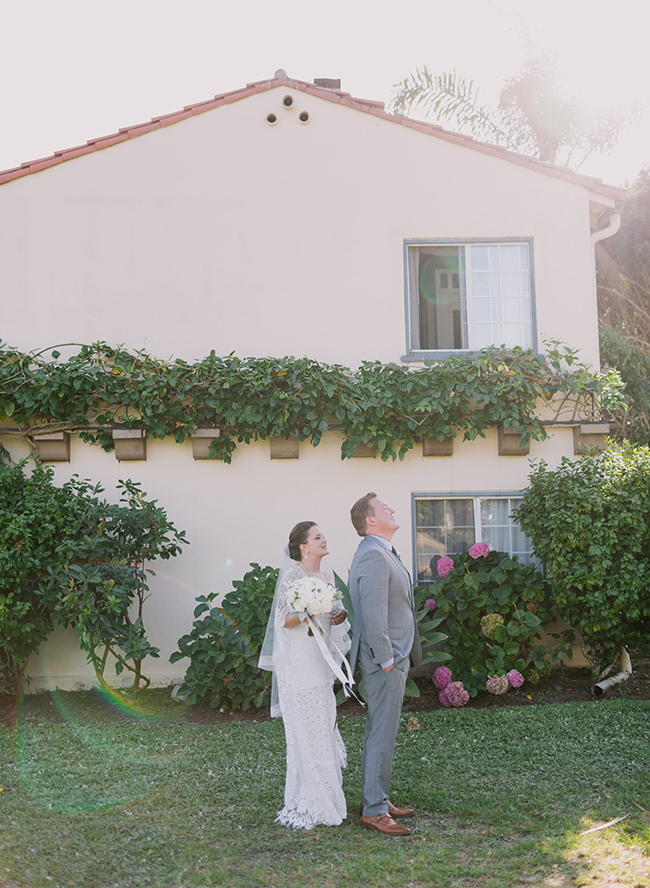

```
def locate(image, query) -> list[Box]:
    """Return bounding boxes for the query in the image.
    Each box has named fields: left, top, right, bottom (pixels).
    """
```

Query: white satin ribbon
left=306, top=614, right=365, bottom=708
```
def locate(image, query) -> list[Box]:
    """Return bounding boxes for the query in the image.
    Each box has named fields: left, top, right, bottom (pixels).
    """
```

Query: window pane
left=500, top=245, right=519, bottom=270
left=473, top=298, right=491, bottom=323
left=502, top=298, right=521, bottom=322
left=473, top=272, right=490, bottom=297
left=416, top=499, right=444, bottom=527
left=469, top=243, right=532, bottom=351
left=415, top=498, right=475, bottom=580
left=501, top=272, right=520, bottom=296
left=481, top=499, right=510, bottom=525
left=473, top=325, right=493, bottom=349
left=447, top=529, right=475, bottom=553
left=502, top=323, right=521, bottom=346
left=480, top=497, right=535, bottom=562
left=472, top=246, right=490, bottom=270
left=489, top=272, right=501, bottom=296
left=413, top=246, right=464, bottom=350
left=482, top=526, right=510, bottom=551
left=447, top=499, right=474, bottom=527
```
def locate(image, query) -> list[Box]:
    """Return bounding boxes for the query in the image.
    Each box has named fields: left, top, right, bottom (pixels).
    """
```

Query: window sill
left=401, top=350, right=544, bottom=363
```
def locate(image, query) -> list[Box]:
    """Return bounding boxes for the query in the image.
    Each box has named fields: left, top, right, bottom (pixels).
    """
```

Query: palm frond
left=391, top=67, right=513, bottom=147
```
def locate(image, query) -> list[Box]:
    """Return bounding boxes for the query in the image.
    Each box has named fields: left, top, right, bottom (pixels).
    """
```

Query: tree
left=603, top=167, right=650, bottom=283
left=600, top=326, right=650, bottom=445
left=596, top=170, right=650, bottom=444
left=0, top=449, right=187, bottom=695
left=392, top=56, right=633, bottom=170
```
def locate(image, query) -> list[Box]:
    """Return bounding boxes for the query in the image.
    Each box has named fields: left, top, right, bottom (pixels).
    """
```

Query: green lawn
left=1, top=695, right=649, bottom=888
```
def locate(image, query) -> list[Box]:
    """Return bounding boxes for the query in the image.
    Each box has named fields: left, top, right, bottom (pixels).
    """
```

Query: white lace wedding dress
left=273, top=565, right=348, bottom=830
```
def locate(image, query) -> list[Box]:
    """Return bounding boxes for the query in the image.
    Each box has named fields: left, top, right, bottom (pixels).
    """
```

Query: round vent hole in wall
left=282, top=95, right=294, bottom=108
left=266, top=113, right=278, bottom=125
left=298, top=111, right=310, bottom=124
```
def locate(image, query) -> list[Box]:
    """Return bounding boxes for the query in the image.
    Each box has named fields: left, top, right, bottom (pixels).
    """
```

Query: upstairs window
left=406, top=241, right=534, bottom=354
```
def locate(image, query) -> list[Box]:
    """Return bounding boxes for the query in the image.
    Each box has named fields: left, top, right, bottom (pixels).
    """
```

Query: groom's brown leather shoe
left=359, top=800, right=415, bottom=818
left=361, top=813, right=412, bottom=836
left=388, top=800, right=415, bottom=818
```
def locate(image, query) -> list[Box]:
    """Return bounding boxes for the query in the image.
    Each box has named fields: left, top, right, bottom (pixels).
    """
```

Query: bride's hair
left=288, top=521, right=317, bottom=561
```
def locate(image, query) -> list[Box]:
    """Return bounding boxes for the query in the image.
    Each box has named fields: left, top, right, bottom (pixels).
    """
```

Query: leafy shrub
left=514, top=441, right=650, bottom=672
left=0, top=449, right=68, bottom=690
left=432, top=548, right=552, bottom=696
left=171, top=564, right=277, bottom=710
left=40, top=476, right=187, bottom=690
left=219, top=563, right=278, bottom=653
left=0, top=448, right=186, bottom=694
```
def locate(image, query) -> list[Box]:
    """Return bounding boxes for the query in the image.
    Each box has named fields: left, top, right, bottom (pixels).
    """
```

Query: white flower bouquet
left=285, top=575, right=339, bottom=616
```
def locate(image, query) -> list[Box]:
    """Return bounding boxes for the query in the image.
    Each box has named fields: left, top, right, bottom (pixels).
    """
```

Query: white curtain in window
left=408, top=247, right=420, bottom=350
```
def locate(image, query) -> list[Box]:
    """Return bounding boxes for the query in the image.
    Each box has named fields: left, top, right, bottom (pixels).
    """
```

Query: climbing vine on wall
left=0, top=340, right=624, bottom=462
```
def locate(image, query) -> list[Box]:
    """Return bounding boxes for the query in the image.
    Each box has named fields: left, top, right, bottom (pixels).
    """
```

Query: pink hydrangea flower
left=486, top=674, right=510, bottom=695
left=438, top=690, right=451, bottom=707
left=424, top=598, right=437, bottom=612
left=433, top=666, right=453, bottom=689
left=444, top=681, right=470, bottom=707
left=437, top=556, right=455, bottom=578
left=507, top=669, right=524, bottom=688
left=469, top=542, right=490, bottom=559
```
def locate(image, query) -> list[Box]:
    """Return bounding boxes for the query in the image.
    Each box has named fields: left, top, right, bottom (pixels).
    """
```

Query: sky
left=1, top=0, right=648, bottom=187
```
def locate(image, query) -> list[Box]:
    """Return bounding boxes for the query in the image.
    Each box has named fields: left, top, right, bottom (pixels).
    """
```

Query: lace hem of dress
left=275, top=801, right=345, bottom=831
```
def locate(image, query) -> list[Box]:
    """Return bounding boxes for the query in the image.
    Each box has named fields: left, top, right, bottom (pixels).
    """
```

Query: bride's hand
left=331, top=607, right=347, bottom=626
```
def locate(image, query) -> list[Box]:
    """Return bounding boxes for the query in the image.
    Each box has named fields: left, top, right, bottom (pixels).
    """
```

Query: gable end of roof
left=0, top=74, right=627, bottom=203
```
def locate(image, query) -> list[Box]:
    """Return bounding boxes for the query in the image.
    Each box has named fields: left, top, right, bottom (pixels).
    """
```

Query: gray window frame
left=402, top=237, right=538, bottom=361
left=410, top=490, right=534, bottom=582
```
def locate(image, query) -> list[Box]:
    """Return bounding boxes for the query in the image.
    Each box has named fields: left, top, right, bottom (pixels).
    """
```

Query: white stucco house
left=0, top=71, right=625, bottom=689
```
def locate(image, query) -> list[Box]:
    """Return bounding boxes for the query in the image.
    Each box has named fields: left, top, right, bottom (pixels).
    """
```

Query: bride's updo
left=289, top=521, right=316, bottom=561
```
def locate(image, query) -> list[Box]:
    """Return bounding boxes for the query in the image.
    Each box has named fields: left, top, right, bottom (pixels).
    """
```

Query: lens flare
left=14, top=570, right=202, bottom=813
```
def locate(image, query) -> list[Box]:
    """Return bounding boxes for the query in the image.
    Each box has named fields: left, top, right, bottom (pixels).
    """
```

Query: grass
left=0, top=693, right=649, bottom=888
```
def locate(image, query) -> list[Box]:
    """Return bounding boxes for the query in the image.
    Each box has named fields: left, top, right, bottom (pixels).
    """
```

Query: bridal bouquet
left=285, top=576, right=339, bottom=616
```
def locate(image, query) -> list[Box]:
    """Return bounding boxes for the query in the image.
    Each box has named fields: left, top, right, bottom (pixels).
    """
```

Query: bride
left=259, top=521, right=351, bottom=830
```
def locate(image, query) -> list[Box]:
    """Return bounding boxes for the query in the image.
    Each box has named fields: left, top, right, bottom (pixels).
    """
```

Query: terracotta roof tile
left=0, top=74, right=628, bottom=202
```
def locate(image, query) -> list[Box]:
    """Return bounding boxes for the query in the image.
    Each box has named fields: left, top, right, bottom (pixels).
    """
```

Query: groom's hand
left=332, top=607, right=347, bottom=625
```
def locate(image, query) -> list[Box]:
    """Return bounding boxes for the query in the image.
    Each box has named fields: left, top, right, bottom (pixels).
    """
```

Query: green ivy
left=0, top=340, right=624, bottom=463
left=514, top=440, right=650, bottom=672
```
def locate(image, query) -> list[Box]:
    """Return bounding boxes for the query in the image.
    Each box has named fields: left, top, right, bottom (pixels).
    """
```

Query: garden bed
left=2, top=652, right=648, bottom=727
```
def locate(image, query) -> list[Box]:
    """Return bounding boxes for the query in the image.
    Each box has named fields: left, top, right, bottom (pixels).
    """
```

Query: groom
left=349, top=492, right=422, bottom=836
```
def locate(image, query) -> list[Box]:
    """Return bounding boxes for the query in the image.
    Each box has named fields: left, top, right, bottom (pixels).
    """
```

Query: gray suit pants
left=360, top=655, right=410, bottom=816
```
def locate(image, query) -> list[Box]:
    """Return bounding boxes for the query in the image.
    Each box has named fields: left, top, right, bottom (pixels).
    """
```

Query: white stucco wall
left=0, top=427, right=575, bottom=690
left=0, top=85, right=606, bottom=689
left=1, top=85, right=599, bottom=367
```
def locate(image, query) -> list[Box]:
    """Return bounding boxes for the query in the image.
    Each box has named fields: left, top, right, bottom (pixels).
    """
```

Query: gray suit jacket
left=349, top=535, right=422, bottom=675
